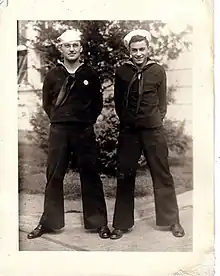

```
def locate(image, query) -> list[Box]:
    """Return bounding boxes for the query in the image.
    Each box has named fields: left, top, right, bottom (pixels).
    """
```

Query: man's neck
left=130, top=56, right=149, bottom=68
left=63, top=58, right=82, bottom=74
left=136, top=59, right=149, bottom=69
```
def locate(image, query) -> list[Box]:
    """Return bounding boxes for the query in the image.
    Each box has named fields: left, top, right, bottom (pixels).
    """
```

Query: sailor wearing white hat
left=56, top=29, right=83, bottom=70
left=27, top=29, right=111, bottom=240
left=110, top=29, right=185, bottom=240
left=123, top=29, right=151, bottom=50
left=57, top=29, right=82, bottom=44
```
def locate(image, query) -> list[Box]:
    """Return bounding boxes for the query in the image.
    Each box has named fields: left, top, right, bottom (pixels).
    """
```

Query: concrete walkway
left=19, top=191, right=193, bottom=252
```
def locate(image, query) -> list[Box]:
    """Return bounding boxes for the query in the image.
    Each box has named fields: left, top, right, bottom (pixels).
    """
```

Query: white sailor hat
left=57, top=29, right=82, bottom=45
left=123, top=29, right=151, bottom=49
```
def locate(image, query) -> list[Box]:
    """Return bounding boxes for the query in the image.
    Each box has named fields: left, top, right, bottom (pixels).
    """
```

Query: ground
left=18, top=190, right=214, bottom=275
left=16, top=136, right=214, bottom=274
left=19, top=191, right=193, bottom=251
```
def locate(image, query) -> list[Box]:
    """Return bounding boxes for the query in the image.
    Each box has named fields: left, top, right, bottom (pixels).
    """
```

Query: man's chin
left=66, top=57, right=79, bottom=62
left=134, top=60, right=144, bottom=66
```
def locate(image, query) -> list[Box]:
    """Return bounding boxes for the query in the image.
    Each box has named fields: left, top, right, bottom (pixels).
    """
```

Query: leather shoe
left=27, top=224, right=52, bottom=239
left=110, top=229, right=124, bottom=240
left=97, top=226, right=111, bottom=239
left=170, top=223, right=185, bottom=237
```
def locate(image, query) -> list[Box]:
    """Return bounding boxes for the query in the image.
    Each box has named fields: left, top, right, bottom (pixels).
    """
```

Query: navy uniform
left=27, top=30, right=110, bottom=239
left=110, top=30, right=185, bottom=239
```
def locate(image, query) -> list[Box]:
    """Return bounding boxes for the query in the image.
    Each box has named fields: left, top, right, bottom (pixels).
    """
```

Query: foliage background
left=19, top=20, right=192, bottom=177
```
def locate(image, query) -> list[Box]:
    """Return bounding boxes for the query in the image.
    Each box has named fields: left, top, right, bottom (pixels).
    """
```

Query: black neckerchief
left=55, top=61, right=84, bottom=108
left=124, top=58, right=155, bottom=113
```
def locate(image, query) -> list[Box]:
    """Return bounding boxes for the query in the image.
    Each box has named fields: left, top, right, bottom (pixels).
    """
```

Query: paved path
left=19, top=191, right=193, bottom=252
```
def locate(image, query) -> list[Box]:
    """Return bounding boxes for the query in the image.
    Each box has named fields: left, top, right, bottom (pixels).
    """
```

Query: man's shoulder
left=42, top=66, right=58, bottom=85
left=115, top=63, right=131, bottom=75
left=80, top=64, right=99, bottom=77
left=79, top=62, right=94, bottom=71
left=45, top=65, right=63, bottom=78
left=149, top=62, right=166, bottom=74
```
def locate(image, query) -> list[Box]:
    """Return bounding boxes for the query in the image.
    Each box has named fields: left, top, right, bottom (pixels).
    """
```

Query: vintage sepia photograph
left=17, top=20, right=193, bottom=252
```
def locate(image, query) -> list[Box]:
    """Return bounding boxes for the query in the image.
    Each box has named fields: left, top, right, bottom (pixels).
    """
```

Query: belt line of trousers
left=39, top=123, right=108, bottom=230
left=112, top=126, right=180, bottom=229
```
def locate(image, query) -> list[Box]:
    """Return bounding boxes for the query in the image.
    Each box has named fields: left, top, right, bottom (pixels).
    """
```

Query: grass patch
left=19, top=141, right=193, bottom=199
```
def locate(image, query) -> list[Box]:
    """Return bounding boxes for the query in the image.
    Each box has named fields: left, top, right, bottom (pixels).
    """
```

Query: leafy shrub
left=22, top=20, right=192, bottom=176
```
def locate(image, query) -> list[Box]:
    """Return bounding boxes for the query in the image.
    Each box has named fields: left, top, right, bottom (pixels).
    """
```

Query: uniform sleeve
left=114, top=70, right=124, bottom=118
left=42, top=72, right=53, bottom=119
left=157, top=67, right=167, bottom=121
left=91, top=71, right=103, bottom=122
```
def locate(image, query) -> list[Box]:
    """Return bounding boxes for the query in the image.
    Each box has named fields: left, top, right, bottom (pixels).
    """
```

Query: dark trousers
left=40, top=123, right=108, bottom=230
left=112, top=126, right=180, bottom=229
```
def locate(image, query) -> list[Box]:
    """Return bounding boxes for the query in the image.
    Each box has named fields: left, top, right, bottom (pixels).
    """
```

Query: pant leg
left=112, top=126, right=142, bottom=229
left=140, top=127, right=180, bottom=226
left=73, top=125, right=108, bottom=229
left=40, top=124, right=70, bottom=230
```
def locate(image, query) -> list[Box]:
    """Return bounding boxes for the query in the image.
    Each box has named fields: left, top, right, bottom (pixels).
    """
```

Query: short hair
left=129, top=35, right=149, bottom=48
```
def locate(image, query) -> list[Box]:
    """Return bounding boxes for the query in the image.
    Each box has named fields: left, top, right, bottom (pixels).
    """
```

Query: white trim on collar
left=57, top=60, right=84, bottom=74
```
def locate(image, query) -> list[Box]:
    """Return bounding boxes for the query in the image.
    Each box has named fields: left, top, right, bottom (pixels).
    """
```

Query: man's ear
left=57, top=44, right=62, bottom=53
left=80, top=45, right=83, bottom=53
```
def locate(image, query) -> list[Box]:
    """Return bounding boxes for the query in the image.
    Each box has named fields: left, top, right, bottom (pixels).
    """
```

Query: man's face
left=59, top=40, right=82, bottom=62
left=129, top=40, right=148, bottom=66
